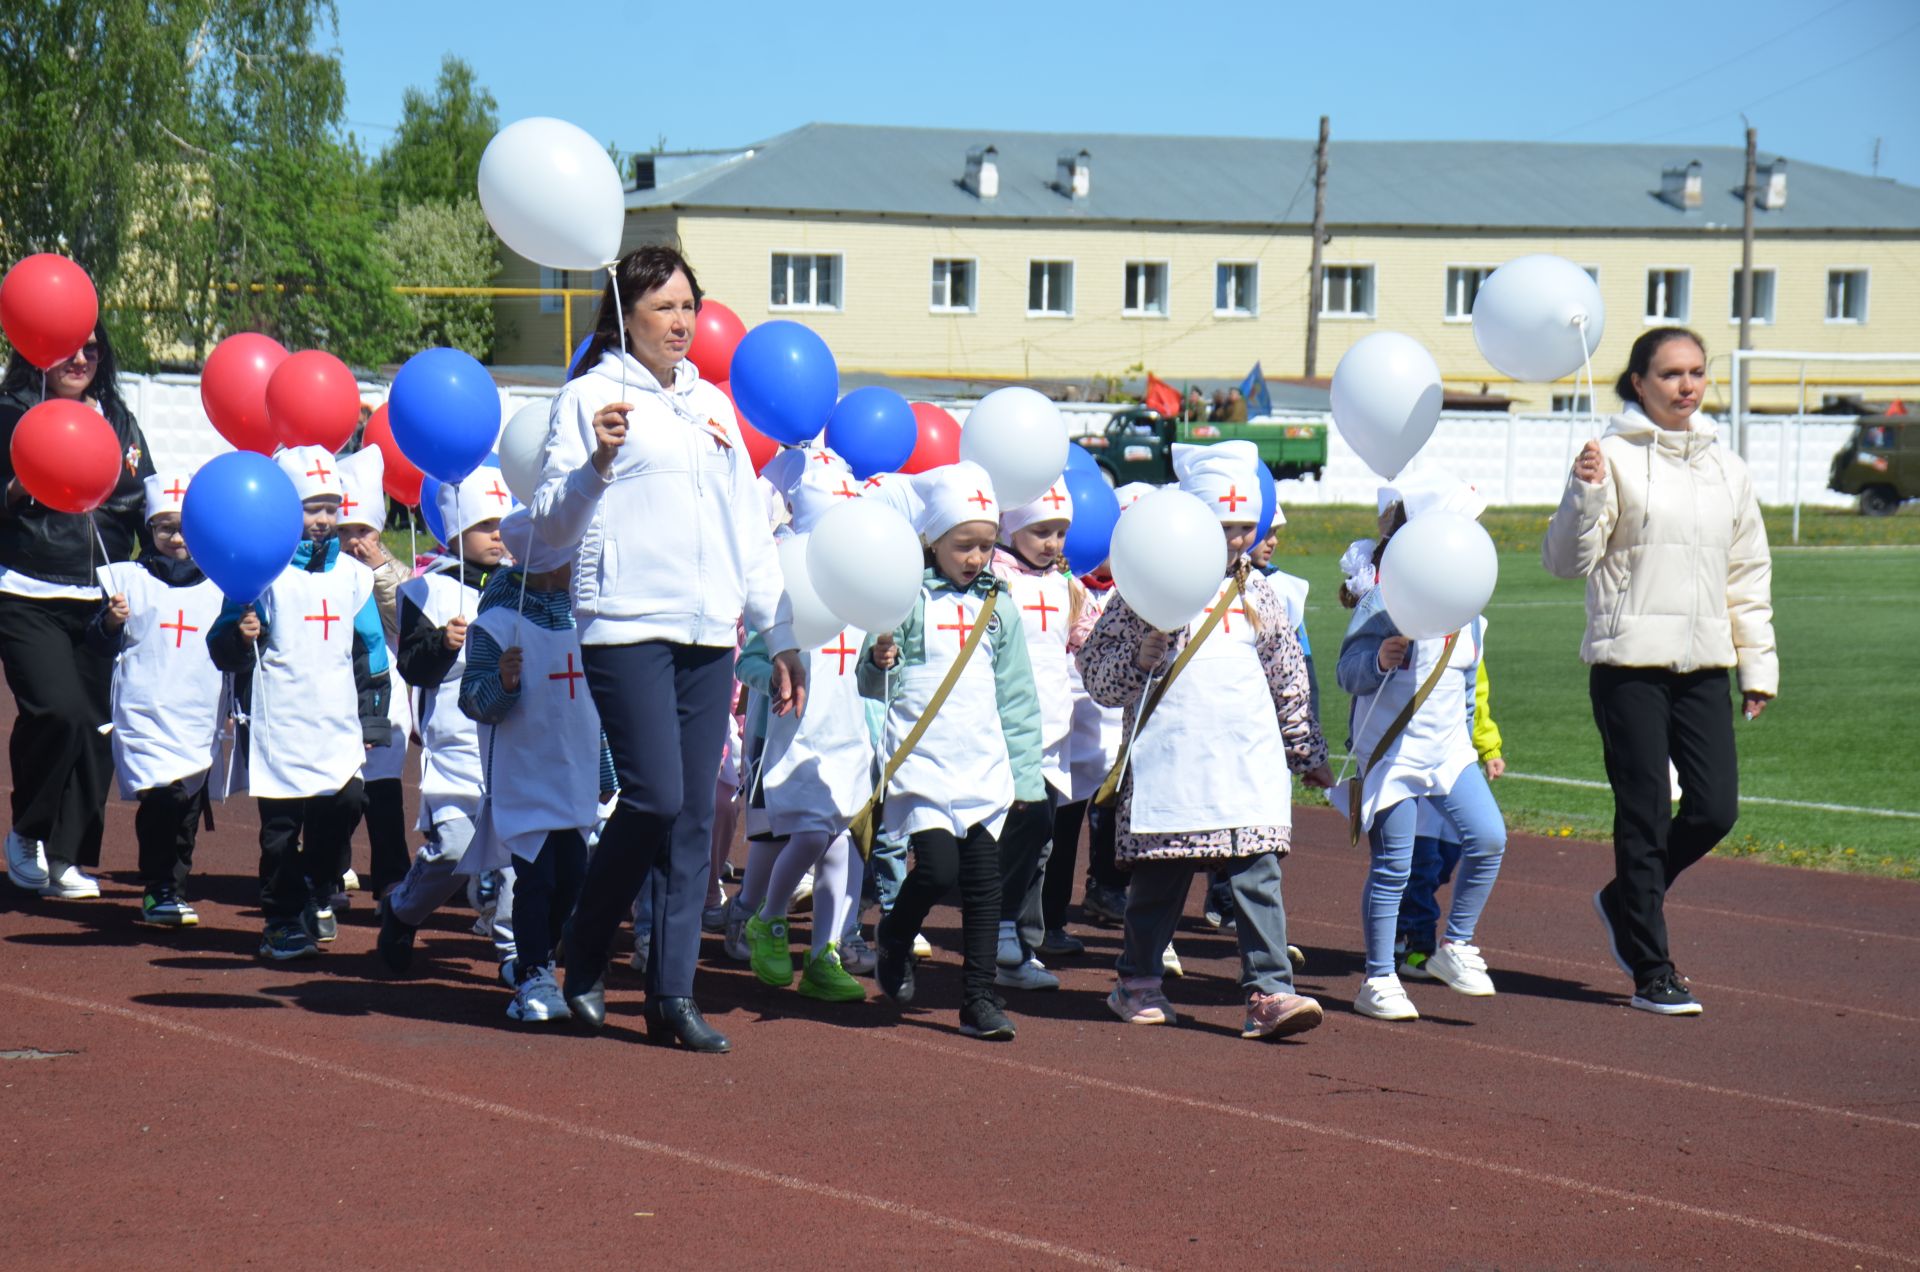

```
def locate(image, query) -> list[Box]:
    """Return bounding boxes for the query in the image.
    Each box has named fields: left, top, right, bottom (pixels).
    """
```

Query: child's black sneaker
left=1630, top=972, right=1703, bottom=1016
left=959, top=995, right=1016, bottom=1042
left=260, top=919, right=318, bottom=961
left=875, top=937, right=915, bottom=1004
left=138, top=886, right=198, bottom=928
left=375, top=898, right=417, bottom=974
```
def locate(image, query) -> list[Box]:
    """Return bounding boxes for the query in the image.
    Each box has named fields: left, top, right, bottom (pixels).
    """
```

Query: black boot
left=563, top=927, right=608, bottom=1030
left=643, top=997, right=730, bottom=1053
left=375, top=899, right=416, bottom=975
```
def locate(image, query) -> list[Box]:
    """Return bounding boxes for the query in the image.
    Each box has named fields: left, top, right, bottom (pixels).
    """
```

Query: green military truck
left=1075, top=407, right=1327, bottom=486
left=1828, top=414, right=1919, bottom=515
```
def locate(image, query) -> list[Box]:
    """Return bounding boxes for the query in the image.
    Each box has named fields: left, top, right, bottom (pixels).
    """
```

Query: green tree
left=380, top=196, right=498, bottom=359
left=375, top=55, right=498, bottom=209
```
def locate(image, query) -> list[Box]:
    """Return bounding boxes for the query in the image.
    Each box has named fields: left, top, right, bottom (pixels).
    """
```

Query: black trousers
left=568, top=641, right=733, bottom=999
left=1042, top=798, right=1089, bottom=931
left=997, top=794, right=1057, bottom=947
left=1084, top=798, right=1124, bottom=892
left=511, top=830, right=587, bottom=980
left=362, top=776, right=411, bottom=897
left=0, top=593, right=112, bottom=872
left=257, top=779, right=366, bottom=922
left=135, top=780, right=207, bottom=889
left=1589, top=665, right=1741, bottom=985
left=880, top=823, right=1002, bottom=1006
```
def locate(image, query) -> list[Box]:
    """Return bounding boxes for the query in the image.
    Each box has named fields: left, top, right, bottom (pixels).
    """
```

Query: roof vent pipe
left=964, top=145, right=999, bottom=199
left=1660, top=159, right=1703, bottom=210
left=1055, top=148, right=1090, bottom=199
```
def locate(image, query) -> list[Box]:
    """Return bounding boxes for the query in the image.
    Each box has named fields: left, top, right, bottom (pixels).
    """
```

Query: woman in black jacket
left=0, top=322, right=154, bottom=898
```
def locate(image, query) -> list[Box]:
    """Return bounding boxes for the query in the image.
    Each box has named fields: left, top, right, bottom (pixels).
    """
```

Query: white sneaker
left=341, top=868, right=361, bottom=892
left=722, top=897, right=752, bottom=962
left=5, top=830, right=48, bottom=891
left=40, top=864, right=100, bottom=900
left=911, top=932, right=933, bottom=960
left=1161, top=943, right=1184, bottom=977
left=840, top=929, right=877, bottom=976
left=995, top=954, right=1061, bottom=991
left=507, top=965, right=572, bottom=1022
left=1425, top=943, right=1496, bottom=996
left=996, top=922, right=1023, bottom=968
left=1354, top=974, right=1420, bottom=1021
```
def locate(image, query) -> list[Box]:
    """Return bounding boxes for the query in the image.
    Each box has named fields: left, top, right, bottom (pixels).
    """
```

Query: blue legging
left=1363, top=766, right=1507, bottom=978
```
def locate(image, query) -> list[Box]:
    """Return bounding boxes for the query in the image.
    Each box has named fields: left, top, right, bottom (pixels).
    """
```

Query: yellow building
left=493, top=125, right=1920, bottom=414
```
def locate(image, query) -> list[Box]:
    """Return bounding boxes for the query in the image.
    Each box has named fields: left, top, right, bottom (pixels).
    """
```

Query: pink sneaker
left=1107, top=977, right=1178, bottom=1025
left=1241, top=990, right=1324, bottom=1040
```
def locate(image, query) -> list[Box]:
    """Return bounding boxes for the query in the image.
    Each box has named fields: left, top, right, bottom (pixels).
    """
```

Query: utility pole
left=1737, top=123, right=1757, bottom=458
left=1303, top=115, right=1329, bottom=380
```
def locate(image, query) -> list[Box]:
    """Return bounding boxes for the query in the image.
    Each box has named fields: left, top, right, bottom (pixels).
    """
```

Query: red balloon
left=0, top=254, right=100, bottom=370
left=266, top=350, right=361, bottom=452
left=687, top=300, right=747, bottom=383
left=9, top=399, right=122, bottom=513
left=716, top=380, right=779, bottom=475
left=361, top=404, right=424, bottom=506
left=201, top=333, right=290, bottom=455
left=902, top=402, right=962, bottom=474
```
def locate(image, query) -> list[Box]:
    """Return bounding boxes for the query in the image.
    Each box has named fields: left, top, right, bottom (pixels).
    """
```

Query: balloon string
left=1576, top=315, right=1600, bottom=443
left=609, top=265, right=628, bottom=408
left=454, top=482, right=466, bottom=620
left=1332, top=665, right=1393, bottom=790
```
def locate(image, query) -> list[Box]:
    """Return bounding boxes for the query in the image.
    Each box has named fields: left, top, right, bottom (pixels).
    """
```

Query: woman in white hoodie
left=1543, top=327, right=1777, bottom=1018
left=531, top=245, right=806, bottom=1053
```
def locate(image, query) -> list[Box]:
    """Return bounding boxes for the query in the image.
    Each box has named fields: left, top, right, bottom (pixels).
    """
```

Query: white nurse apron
left=1348, top=595, right=1483, bottom=834
left=97, top=563, right=226, bottom=798
left=249, top=559, right=375, bottom=800
left=1000, top=566, right=1073, bottom=798
left=882, top=586, right=1014, bottom=841
left=761, top=626, right=875, bottom=836
left=398, top=568, right=482, bottom=827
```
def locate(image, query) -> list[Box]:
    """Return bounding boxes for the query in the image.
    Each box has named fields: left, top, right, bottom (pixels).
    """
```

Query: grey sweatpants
left=1117, top=851, right=1295, bottom=996
left=385, top=812, right=516, bottom=965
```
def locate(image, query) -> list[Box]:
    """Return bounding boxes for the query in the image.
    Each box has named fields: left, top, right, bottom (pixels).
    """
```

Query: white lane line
left=1503, top=770, right=1920, bottom=821
left=881, top=1034, right=1919, bottom=1268
left=1491, top=877, right=1920, bottom=944
left=1, top=985, right=1136, bottom=1272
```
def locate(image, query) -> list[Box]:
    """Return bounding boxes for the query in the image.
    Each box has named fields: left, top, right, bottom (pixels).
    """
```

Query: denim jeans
left=1363, top=766, right=1506, bottom=978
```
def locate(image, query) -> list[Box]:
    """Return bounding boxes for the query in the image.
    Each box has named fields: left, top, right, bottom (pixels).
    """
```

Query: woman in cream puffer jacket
left=1543, top=327, right=1776, bottom=1019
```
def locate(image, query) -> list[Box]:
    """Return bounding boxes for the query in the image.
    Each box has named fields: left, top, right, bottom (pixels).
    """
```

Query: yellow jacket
left=1472, top=659, right=1502, bottom=764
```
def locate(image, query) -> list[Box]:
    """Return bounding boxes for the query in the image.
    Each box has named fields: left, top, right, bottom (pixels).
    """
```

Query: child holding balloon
left=1077, top=442, right=1333, bottom=1039
left=861, top=461, right=1044, bottom=1041
left=1335, top=470, right=1507, bottom=1022
left=206, top=447, right=392, bottom=961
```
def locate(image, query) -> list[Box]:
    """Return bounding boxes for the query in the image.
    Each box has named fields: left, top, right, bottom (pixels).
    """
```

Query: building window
left=1028, top=260, right=1074, bottom=316
left=1551, top=392, right=1594, bottom=414
left=539, top=267, right=566, bottom=315
left=930, top=259, right=975, bottom=312
left=1321, top=265, right=1374, bottom=318
left=1215, top=262, right=1258, bottom=316
left=1645, top=268, right=1690, bottom=322
left=1729, top=268, right=1776, bottom=324
left=1826, top=269, right=1869, bottom=323
left=770, top=253, right=841, bottom=310
left=1123, top=262, right=1169, bottom=316
left=1444, top=266, right=1495, bottom=321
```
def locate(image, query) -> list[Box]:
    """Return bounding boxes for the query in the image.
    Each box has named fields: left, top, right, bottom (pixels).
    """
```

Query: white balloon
left=477, top=118, right=625, bottom=271
left=1472, top=254, right=1607, bottom=383
left=1109, top=489, right=1228, bottom=632
left=1379, top=512, right=1499, bottom=640
left=1330, top=333, right=1444, bottom=480
left=806, top=498, right=924, bottom=634
left=497, top=400, right=551, bottom=506
left=958, top=386, right=1069, bottom=507
left=776, top=533, right=845, bottom=651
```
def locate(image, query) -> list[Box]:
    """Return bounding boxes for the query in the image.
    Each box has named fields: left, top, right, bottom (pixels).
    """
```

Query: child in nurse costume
left=332, top=445, right=413, bottom=901
left=1335, top=469, right=1508, bottom=1022
left=379, top=470, right=516, bottom=978
left=87, top=472, right=230, bottom=927
left=456, top=511, right=612, bottom=1023
left=734, top=464, right=873, bottom=1003
left=206, top=446, right=392, bottom=962
left=860, top=461, right=1045, bottom=1042
left=1076, top=441, right=1334, bottom=1039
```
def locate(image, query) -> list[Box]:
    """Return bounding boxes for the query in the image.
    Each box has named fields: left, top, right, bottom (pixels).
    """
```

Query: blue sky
left=334, top=0, right=1920, bottom=187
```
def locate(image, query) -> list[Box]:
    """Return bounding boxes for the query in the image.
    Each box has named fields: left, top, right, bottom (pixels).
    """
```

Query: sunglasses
left=58, top=342, right=101, bottom=367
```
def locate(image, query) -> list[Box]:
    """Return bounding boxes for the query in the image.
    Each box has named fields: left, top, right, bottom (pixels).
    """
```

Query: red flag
left=1887, top=398, right=1908, bottom=416
left=1144, top=373, right=1181, bottom=418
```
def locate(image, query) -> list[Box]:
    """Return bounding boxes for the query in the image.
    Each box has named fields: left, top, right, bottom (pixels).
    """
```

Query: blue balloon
left=181, top=452, right=303, bottom=604
left=824, top=387, right=916, bottom=479
left=1253, top=459, right=1277, bottom=544
left=728, top=321, right=839, bottom=446
left=388, top=347, right=501, bottom=484
left=417, top=475, right=446, bottom=545
left=1065, top=440, right=1100, bottom=478
left=567, top=334, right=593, bottom=379
left=1062, top=466, right=1122, bottom=576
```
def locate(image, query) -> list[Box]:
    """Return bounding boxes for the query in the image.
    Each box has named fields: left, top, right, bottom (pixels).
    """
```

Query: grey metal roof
left=627, top=123, right=1920, bottom=233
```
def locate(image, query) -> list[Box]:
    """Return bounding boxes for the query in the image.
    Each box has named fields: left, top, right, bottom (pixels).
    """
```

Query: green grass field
left=1277, top=508, right=1920, bottom=878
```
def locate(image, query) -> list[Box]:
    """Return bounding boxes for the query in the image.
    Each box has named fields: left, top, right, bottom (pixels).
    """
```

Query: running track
left=3, top=763, right=1915, bottom=1269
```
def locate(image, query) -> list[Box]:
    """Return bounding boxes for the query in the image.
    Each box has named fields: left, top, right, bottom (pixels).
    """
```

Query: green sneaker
left=1398, top=949, right=1435, bottom=981
left=744, top=910, right=795, bottom=987
left=797, top=943, right=867, bottom=1003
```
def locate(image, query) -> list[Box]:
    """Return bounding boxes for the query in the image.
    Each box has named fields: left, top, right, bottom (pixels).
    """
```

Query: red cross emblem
left=1217, top=485, right=1247, bottom=513
left=305, top=599, right=339, bottom=640
left=966, top=489, right=992, bottom=511
left=338, top=490, right=358, bottom=519
left=1216, top=591, right=1249, bottom=634
left=935, top=601, right=973, bottom=650
left=484, top=480, right=511, bottom=506
left=306, top=459, right=333, bottom=484
left=159, top=610, right=199, bottom=649
left=1023, top=592, right=1059, bottom=633
left=863, top=475, right=886, bottom=489
left=1041, top=485, right=1067, bottom=511
left=810, top=450, right=836, bottom=466
left=822, top=631, right=858, bottom=676
left=163, top=479, right=188, bottom=502
left=831, top=479, right=860, bottom=499
left=548, top=651, right=585, bottom=700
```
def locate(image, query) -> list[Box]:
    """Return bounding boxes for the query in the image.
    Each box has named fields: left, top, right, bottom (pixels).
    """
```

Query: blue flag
left=1240, top=362, right=1272, bottom=419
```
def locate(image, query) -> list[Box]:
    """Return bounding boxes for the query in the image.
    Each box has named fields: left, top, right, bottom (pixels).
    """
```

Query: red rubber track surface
left=2, top=732, right=1915, bottom=1270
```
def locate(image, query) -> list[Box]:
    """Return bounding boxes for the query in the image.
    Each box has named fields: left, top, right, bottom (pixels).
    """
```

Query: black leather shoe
left=565, top=978, right=607, bottom=1030
left=643, top=997, right=730, bottom=1053
left=876, top=938, right=915, bottom=1004
left=375, top=899, right=415, bottom=975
